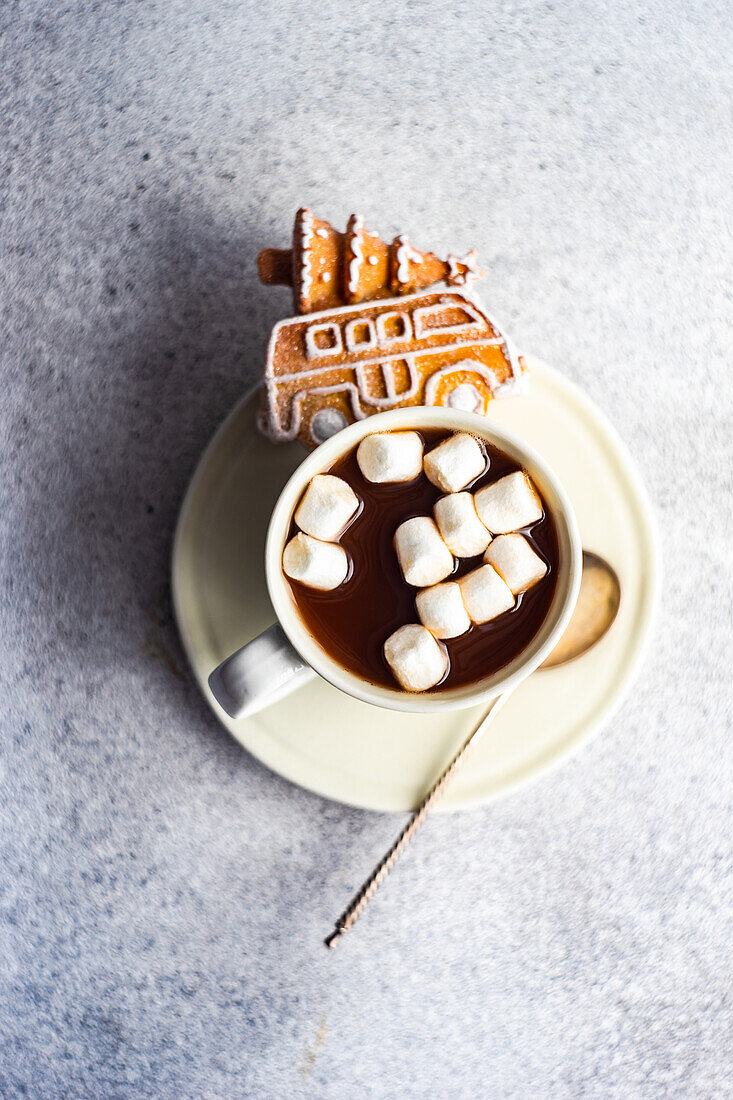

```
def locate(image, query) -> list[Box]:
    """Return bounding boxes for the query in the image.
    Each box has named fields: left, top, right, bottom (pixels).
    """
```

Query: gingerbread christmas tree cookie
left=292, top=207, right=344, bottom=313
left=258, top=209, right=484, bottom=314
left=343, top=214, right=392, bottom=305
left=389, top=234, right=448, bottom=295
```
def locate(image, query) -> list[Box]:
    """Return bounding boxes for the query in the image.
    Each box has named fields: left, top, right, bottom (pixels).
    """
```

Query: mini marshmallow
left=458, top=564, right=514, bottom=624
left=294, top=474, right=359, bottom=541
left=357, top=431, right=423, bottom=483
left=484, top=534, right=548, bottom=594
left=423, top=433, right=486, bottom=493
left=394, top=516, right=454, bottom=588
left=282, top=532, right=348, bottom=591
left=474, top=471, right=543, bottom=534
left=383, top=624, right=448, bottom=692
left=416, top=582, right=471, bottom=639
left=434, top=492, right=492, bottom=558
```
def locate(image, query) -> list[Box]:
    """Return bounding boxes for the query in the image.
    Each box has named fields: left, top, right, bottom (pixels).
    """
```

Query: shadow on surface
left=9, top=203, right=295, bottom=763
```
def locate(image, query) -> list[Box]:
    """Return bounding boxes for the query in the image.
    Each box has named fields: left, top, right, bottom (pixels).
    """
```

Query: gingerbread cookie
left=258, top=209, right=484, bottom=314
left=292, top=207, right=345, bottom=313
left=389, top=234, right=446, bottom=295
left=258, top=289, right=523, bottom=449
left=343, top=214, right=392, bottom=305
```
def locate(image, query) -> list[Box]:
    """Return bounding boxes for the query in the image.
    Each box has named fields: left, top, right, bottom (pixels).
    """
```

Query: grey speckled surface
left=1, top=1, right=732, bottom=1096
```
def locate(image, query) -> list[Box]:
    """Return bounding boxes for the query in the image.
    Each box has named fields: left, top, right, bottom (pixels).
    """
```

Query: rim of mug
left=265, top=406, right=582, bottom=714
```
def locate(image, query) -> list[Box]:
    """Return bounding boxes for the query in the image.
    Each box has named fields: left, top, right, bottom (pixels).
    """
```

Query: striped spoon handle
left=324, top=693, right=509, bottom=949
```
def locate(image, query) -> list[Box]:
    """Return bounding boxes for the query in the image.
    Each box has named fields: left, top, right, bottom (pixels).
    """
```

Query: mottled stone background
left=1, top=1, right=731, bottom=1096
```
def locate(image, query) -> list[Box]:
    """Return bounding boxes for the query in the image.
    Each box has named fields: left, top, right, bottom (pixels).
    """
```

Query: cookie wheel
left=423, top=362, right=496, bottom=416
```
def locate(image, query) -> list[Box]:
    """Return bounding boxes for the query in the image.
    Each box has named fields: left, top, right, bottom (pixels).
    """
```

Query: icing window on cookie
left=413, top=301, right=484, bottom=339
left=356, top=363, right=391, bottom=403
left=305, top=322, right=343, bottom=361
left=376, top=311, right=412, bottom=346
left=383, top=358, right=418, bottom=400
left=345, top=318, right=377, bottom=352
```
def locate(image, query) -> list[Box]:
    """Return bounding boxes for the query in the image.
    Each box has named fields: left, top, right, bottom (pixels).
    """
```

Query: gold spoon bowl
left=542, top=551, right=621, bottom=670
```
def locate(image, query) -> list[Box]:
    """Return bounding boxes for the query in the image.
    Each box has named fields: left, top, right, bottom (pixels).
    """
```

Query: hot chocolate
left=282, top=428, right=559, bottom=692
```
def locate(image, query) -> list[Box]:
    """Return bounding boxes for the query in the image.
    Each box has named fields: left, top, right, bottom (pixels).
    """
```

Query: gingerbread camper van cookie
left=258, top=208, right=483, bottom=315
left=258, top=289, right=523, bottom=449
left=256, top=210, right=524, bottom=449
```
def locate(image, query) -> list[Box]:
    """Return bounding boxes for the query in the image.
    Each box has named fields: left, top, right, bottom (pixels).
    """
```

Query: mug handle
left=207, top=623, right=315, bottom=719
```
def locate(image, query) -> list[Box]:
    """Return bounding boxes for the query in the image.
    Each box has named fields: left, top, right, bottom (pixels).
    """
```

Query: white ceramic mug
left=208, top=406, right=582, bottom=718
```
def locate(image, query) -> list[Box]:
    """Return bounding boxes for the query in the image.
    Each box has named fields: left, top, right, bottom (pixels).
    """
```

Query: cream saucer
left=172, top=359, right=658, bottom=812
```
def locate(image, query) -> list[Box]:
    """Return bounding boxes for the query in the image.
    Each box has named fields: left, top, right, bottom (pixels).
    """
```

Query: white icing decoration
left=447, top=382, right=483, bottom=413
left=316, top=227, right=329, bottom=239
left=383, top=358, right=414, bottom=399
left=492, top=371, right=528, bottom=397
left=301, top=383, right=369, bottom=446
left=501, top=331, right=523, bottom=384
left=299, top=210, right=314, bottom=304
left=394, top=235, right=423, bottom=284
left=376, top=310, right=412, bottom=346
left=321, top=272, right=331, bottom=283
left=304, top=321, right=342, bottom=361
left=345, top=317, right=377, bottom=352
left=355, top=357, right=419, bottom=405
left=446, top=250, right=482, bottom=286
left=276, top=348, right=421, bottom=389
left=423, top=361, right=501, bottom=408
left=368, top=255, right=378, bottom=266
left=347, top=215, right=364, bottom=296
left=412, top=298, right=484, bottom=339
left=261, top=290, right=522, bottom=442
